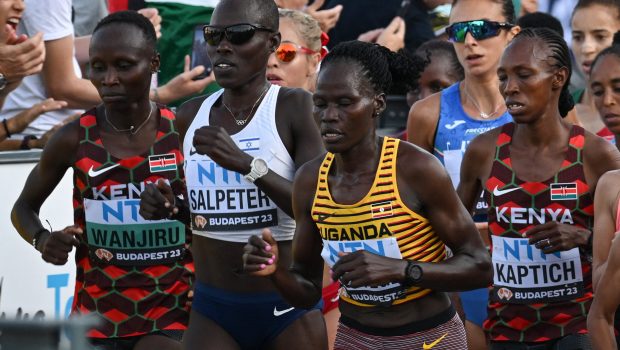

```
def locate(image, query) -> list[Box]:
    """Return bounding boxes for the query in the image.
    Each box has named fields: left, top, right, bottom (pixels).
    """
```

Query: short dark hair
left=517, top=12, right=564, bottom=37
left=93, top=11, right=157, bottom=52
left=216, top=0, right=279, bottom=31
left=452, top=0, right=516, bottom=24
left=321, top=41, right=426, bottom=95
left=512, top=28, right=574, bottom=117
left=415, top=40, right=464, bottom=82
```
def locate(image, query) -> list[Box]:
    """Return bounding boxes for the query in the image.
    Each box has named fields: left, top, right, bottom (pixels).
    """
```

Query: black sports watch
left=403, top=260, right=423, bottom=286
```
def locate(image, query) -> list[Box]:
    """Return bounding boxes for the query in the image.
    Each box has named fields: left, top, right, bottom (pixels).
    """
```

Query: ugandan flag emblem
left=371, top=201, right=393, bottom=219
left=149, top=153, right=177, bottom=173
left=550, top=183, right=578, bottom=201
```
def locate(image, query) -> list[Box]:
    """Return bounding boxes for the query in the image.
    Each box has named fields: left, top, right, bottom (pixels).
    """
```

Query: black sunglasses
left=203, top=23, right=273, bottom=46
left=446, top=20, right=513, bottom=43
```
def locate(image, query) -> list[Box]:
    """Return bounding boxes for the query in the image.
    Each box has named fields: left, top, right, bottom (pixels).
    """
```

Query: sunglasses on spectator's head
left=275, top=42, right=318, bottom=63
left=446, top=20, right=513, bottom=43
left=203, top=23, right=273, bottom=46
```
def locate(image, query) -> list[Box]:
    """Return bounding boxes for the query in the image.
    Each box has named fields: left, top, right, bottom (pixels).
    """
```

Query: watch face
left=407, top=263, right=422, bottom=281
left=254, top=158, right=269, bottom=174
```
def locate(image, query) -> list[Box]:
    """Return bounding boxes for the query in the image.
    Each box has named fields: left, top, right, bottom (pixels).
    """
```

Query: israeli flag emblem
left=239, top=137, right=260, bottom=151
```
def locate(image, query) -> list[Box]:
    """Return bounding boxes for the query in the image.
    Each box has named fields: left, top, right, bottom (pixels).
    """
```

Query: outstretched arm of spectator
left=376, top=17, right=406, bottom=52
left=151, top=55, right=215, bottom=105
left=0, top=29, right=45, bottom=106
left=305, top=0, right=342, bottom=32
left=42, top=35, right=100, bottom=109
left=0, top=98, right=67, bottom=142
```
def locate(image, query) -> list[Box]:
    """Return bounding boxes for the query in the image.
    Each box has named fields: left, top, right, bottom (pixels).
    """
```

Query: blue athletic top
left=433, top=82, right=512, bottom=217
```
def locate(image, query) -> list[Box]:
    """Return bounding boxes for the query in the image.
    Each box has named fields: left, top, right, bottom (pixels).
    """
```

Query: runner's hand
left=332, top=250, right=406, bottom=288
left=525, top=221, right=591, bottom=254
left=140, top=179, right=178, bottom=220
left=243, top=229, right=278, bottom=276
left=39, top=226, right=82, bottom=265
left=193, top=126, right=253, bottom=174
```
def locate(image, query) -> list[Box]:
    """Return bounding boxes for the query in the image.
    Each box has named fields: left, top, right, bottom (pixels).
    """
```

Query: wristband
left=32, top=228, right=50, bottom=251
left=2, top=118, right=10, bottom=138
left=20, top=135, right=37, bottom=150
left=170, top=195, right=190, bottom=225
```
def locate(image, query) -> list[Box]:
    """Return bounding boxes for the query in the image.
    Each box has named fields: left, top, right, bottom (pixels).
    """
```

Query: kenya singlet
left=484, top=123, right=593, bottom=342
left=183, top=85, right=296, bottom=242
left=312, top=137, right=446, bottom=307
left=72, top=107, right=194, bottom=338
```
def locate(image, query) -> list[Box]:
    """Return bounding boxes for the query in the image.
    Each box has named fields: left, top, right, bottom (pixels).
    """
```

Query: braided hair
left=512, top=28, right=574, bottom=118
left=321, top=41, right=426, bottom=96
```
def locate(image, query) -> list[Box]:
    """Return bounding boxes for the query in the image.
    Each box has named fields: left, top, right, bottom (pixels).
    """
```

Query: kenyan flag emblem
left=550, top=183, right=578, bottom=201
left=149, top=153, right=176, bottom=173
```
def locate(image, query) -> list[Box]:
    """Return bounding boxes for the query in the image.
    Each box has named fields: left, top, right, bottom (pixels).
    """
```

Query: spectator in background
left=0, top=0, right=53, bottom=143
left=142, top=0, right=218, bottom=104
left=571, top=0, right=620, bottom=142
left=0, top=0, right=44, bottom=108
left=276, top=0, right=343, bottom=33
left=322, top=0, right=437, bottom=52
left=0, top=0, right=213, bottom=151
left=517, top=11, right=565, bottom=36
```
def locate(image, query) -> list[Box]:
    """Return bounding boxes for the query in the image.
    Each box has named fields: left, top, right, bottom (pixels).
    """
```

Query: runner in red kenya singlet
left=11, top=12, right=192, bottom=350
left=458, top=28, right=620, bottom=350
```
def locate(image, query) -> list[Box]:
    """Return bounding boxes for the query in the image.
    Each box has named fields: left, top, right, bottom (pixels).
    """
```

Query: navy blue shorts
left=193, top=281, right=322, bottom=350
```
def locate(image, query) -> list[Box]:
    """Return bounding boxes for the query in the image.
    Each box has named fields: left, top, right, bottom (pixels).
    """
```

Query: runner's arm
left=406, top=94, right=440, bottom=153
left=252, top=88, right=324, bottom=217
left=456, top=132, right=494, bottom=214
left=400, top=142, right=492, bottom=291
left=587, top=234, right=620, bottom=350
left=592, top=171, right=620, bottom=291
left=245, top=160, right=325, bottom=308
left=11, top=120, right=79, bottom=247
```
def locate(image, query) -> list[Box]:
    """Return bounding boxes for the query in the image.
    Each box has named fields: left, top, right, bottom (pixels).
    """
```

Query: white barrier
left=0, top=151, right=76, bottom=320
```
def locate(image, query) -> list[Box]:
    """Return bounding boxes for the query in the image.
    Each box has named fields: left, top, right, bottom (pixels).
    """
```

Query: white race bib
left=491, top=236, right=584, bottom=304
left=321, top=237, right=405, bottom=306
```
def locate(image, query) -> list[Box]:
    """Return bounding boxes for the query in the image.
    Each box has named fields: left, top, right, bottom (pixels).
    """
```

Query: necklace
left=222, top=86, right=269, bottom=126
left=105, top=102, right=154, bottom=135
left=463, top=88, right=502, bottom=119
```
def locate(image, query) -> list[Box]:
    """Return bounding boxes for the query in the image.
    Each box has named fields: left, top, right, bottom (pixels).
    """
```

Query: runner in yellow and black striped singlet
left=243, top=41, right=493, bottom=350
left=312, top=137, right=446, bottom=307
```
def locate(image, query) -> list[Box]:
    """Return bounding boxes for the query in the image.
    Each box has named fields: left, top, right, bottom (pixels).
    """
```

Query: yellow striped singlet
left=312, top=137, right=446, bottom=307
